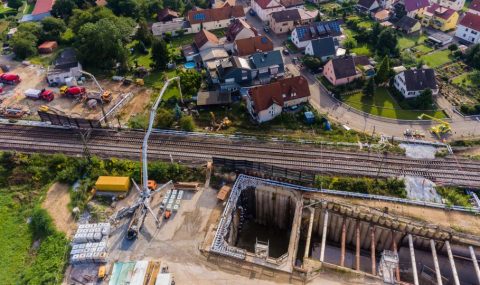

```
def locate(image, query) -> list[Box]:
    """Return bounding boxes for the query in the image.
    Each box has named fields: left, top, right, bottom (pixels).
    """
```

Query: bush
left=179, top=115, right=195, bottom=131
left=30, top=207, right=55, bottom=239
left=436, top=187, right=471, bottom=207
left=128, top=113, right=149, bottom=129
left=315, top=175, right=407, bottom=198
left=156, top=108, right=175, bottom=129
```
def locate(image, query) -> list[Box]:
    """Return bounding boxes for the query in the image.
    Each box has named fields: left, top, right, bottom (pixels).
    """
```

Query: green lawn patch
left=169, top=28, right=225, bottom=48
left=342, top=87, right=447, bottom=120
left=452, top=72, right=479, bottom=88
left=305, top=2, right=318, bottom=10
left=414, top=44, right=433, bottom=53
left=420, top=49, right=453, bottom=68
left=398, top=35, right=427, bottom=50
left=0, top=6, right=15, bottom=15
left=351, top=44, right=373, bottom=56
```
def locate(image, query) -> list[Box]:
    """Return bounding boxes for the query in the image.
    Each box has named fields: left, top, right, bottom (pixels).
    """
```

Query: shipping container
left=95, top=176, right=131, bottom=192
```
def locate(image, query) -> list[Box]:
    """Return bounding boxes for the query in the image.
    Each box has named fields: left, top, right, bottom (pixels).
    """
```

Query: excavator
left=210, top=112, right=231, bottom=131
left=418, top=114, right=451, bottom=138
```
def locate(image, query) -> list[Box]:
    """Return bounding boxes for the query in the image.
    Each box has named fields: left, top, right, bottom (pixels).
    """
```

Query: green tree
left=18, top=22, right=42, bottom=39
left=10, top=31, right=38, bottom=59
left=156, top=108, right=175, bottom=129
left=448, top=43, right=458, bottom=52
left=52, top=0, right=77, bottom=19
left=7, top=0, right=22, bottom=10
left=363, top=77, right=375, bottom=97
left=179, top=115, right=195, bottom=131
left=302, top=55, right=323, bottom=70
left=465, top=44, right=480, bottom=69
left=107, top=0, right=140, bottom=18
left=376, top=29, right=398, bottom=57
left=375, top=56, right=391, bottom=84
left=414, top=89, right=433, bottom=109
left=151, top=38, right=170, bottom=70
left=343, top=37, right=357, bottom=49
left=41, top=17, right=67, bottom=42
left=136, top=18, right=153, bottom=46
left=179, top=70, right=201, bottom=97
left=30, top=207, right=54, bottom=239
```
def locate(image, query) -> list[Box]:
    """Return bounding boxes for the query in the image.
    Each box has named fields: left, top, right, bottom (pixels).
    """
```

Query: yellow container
left=95, top=176, right=131, bottom=192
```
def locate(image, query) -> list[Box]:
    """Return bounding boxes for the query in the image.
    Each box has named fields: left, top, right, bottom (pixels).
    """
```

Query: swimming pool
left=184, top=62, right=195, bottom=69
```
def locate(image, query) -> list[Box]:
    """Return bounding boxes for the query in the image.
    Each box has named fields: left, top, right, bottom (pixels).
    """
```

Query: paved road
left=244, top=12, right=480, bottom=141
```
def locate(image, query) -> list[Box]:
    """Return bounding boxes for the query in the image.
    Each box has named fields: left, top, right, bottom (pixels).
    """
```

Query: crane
left=418, top=114, right=451, bottom=138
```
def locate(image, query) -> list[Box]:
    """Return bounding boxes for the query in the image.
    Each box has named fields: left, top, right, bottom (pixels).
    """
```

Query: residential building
left=233, top=35, right=274, bottom=56
left=182, top=45, right=199, bottom=62
left=373, top=9, right=391, bottom=22
left=246, top=76, right=311, bottom=123
left=322, top=56, right=362, bottom=86
left=394, top=15, right=422, bottom=34
left=304, top=37, right=336, bottom=61
left=291, top=20, right=342, bottom=49
left=394, top=69, right=438, bottom=98
left=196, top=90, right=232, bottom=106
left=252, top=0, right=284, bottom=22
left=200, top=47, right=229, bottom=67
left=157, top=8, right=179, bottom=22
left=469, top=0, right=480, bottom=15
left=280, top=0, right=304, bottom=8
left=226, top=18, right=258, bottom=42
left=269, top=9, right=301, bottom=34
left=20, top=0, right=55, bottom=22
left=356, top=0, right=380, bottom=12
left=46, top=48, right=83, bottom=85
left=401, top=0, right=430, bottom=17
left=432, top=0, right=465, bottom=11
left=187, top=5, right=245, bottom=32
left=427, top=32, right=453, bottom=46
left=151, top=20, right=188, bottom=37
left=422, top=4, right=459, bottom=31
left=455, top=12, right=480, bottom=44
left=195, top=29, right=220, bottom=51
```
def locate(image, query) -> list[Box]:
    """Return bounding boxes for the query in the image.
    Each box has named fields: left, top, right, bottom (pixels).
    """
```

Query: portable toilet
left=304, top=111, right=315, bottom=124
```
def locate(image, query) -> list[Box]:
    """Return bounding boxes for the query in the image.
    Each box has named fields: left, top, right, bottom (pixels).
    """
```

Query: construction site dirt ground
left=42, top=182, right=76, bottom=238
left=0, top=56, right=153, bottom=121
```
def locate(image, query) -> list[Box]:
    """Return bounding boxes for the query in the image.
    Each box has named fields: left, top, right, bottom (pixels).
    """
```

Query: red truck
left=25, top=89, right=54, bottom=102
left=60, top=86, right=86, bottom=97
left=0, top=73, right=21, bottom=85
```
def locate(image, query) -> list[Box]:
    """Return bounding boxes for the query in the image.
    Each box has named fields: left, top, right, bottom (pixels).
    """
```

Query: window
left=472, top=30, right=478, bottom=35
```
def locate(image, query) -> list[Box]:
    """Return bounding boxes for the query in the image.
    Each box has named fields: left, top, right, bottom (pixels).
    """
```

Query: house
left=280, top=0, right=304, bottom=8
left=46, top=48, right=82, bottom=86
left=469, top=0, right=480, bottom=15
left=233, top=35, right=274, bottom=56
left=394, top=69, right=438, bottom=98
left=195, top=29, right=220, bottom=51
left=196, top=90, right=232, bottom=106
left=157, top=8, right=179, bottom=22
left=246, top=76, right=311, bottom=123
left=226, top=18, right=258, bottom=42
left=322, top=56, right=363, bottom=86
left=252, top=0, right=284, bottom=22
left=20, top=0, right=55, bottom=22
left=291, top=20, right=342, bottom=49
left=422, top=4, right=459, bottom=31
left=373, top=9, right=391, bottom=22
left=304, top=37, right=336, bottom=61
left=151, top=20, right=188, bottom=37
left=200, top=47, right=229, bottom=67
left=250, top=50, right=285, bottom=83
left=269, top=9, right=301, bottom=34
left=401, top=0, right=430, bottom=17
left=455, top=12, right=480, bottom=44
left=394, top=15, right=422, bottom=34
left=432, top=0, right=465, bottom=11
left=356, top=0, right=380, bottom=12
left=182, top=45, right=199, bottom=62
left=38, top=41, right=58, bottom=54
left=298, top=8, right=319, bottom=24
left=427, top=31, right=453, bottom=46
left=187, top=5, right=245, bottom=33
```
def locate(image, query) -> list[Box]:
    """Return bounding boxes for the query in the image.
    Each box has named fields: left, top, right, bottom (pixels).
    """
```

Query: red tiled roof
left=187, top=5, right=245, bottom=24
left=254, top=0, right=282, bottom=9
left=279, top=76, right=310, bottom=103
left=226, top=18, right=257, bottom=41
left=426, top=4, right=456, bottom=20
left=157, top=8, right=179, bottom=21
left=38, top=41, right=57, bottom=49
left=234, top=36, right=273, bottom=56
left=194, top=29, right=219, bottom=49
left=470, top=0, right=480, bottom=12
left=459, top=12, right=480, bottom=31
left=32, top=0, right=55, bottom=15
left=404, top=0, right=429, bottom=12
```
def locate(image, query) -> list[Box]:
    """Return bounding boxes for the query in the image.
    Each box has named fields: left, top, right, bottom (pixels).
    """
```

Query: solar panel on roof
left=309, top=26, right=316, bottom=36
left=316, top=24, right=326, bottom=34
left=194, top=13, right=205, bottom=21
left=297, top=27, right=308, bottom=39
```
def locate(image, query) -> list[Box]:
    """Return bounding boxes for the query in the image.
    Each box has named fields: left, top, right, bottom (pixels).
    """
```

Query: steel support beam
left=446, top=241, right=460, bottom=285
left=340, top=218, right=346, bottom=267
left=408, top=234, right=419, bottom=285
left=469, top=246, right=480, bottom=285
left=391, top=231, right=400, bottom=282
left=430, top=239, right=443, bottom=285
left=304, top=207, right=315, bottom=259
left=371, top=226, right=376, bottom=275
left=320, top=210, right=329, bottom=262
left=356, top=221, right=360, bottom=271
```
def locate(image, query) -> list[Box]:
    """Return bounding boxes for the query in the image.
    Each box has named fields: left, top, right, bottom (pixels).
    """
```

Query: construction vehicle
left=25, top=89, right=55, bottom=102
left=404, top=129, right=426, bottom=138
left=98, top=265, right=106, bottom=279
left=60, top=86, right=86, bottom=97
left=82, top=90, right=112, bottom=104
left=0, top=73, right=20, bottom=85
left=210, top=112, right=231, bottom=131
left=0, top=107, right=28, bottom=118
left=38, top=105, right=66, bottom=115
left=418, top=114, right=451, bottom=138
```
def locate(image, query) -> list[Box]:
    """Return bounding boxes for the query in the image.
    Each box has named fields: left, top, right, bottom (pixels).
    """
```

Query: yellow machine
left=98, top=265, right=106, bottom=279
left=418, top=114, right=451, bottom=138
left=135, top=78, right=144, bottom=86
left=210, top=112, right=231, bottom=131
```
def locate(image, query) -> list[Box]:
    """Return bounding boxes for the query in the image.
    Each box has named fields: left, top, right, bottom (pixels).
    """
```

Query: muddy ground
left=42, top=182, right=76, bottom=237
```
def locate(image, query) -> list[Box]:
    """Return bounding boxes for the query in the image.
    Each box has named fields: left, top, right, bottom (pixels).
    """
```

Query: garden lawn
left=420, top=49, right=453, bottom=68
left=452, top=72, right=479, bottom=88
left=398, top=35, right=427, bottom=50
left=342, top=87, right=447, bottom=120
left=351, top=45, right=373, bottom=56
left=414, top=44, right=433, bottom=53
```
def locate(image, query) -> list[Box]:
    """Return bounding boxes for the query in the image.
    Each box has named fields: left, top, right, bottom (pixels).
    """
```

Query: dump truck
left=85, top=90, right=112, bottom=104
left=60, top=86, right=86, bottom=97
left=0, top=73, right=20, bottom=84
left=25, top=89, right=54, bottom=102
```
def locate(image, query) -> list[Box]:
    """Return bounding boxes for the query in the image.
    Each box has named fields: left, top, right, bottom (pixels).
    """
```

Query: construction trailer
left=94, top=176, right=131, bottom=196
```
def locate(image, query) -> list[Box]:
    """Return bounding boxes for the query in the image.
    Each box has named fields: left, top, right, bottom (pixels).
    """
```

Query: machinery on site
left=404, top=129, right=425, bottom=139
left=60, top=86, right=86, bottom=98
left=0, top=73, right=21, bottom=85
left=418, top=114, right=451, bottom=138
left=25, top=88, right=55, bottom=102
left=0, top=107, right=29, bottom=118
left=210, top=112, right=231, bottom=131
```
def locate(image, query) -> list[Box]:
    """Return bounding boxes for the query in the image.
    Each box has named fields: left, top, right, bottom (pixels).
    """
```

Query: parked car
left=263, top=26, right=270, bottom=33
left=282, top=49, right=290, bottom=56
left=249, top=9, right=256, bottom=16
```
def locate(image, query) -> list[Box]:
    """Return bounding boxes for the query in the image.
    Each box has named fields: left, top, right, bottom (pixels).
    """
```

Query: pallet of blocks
left=70, top=223, right=111, bottom=264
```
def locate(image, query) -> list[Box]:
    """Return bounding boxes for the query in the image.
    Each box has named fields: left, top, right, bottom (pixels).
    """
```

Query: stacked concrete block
left=70, top=223, right=111, bottom=264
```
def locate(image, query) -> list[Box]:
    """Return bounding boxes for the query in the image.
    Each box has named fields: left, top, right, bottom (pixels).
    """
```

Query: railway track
left=0, top=124, right=479, bottom=187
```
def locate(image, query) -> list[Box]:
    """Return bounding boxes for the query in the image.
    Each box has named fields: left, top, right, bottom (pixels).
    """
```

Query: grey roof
left=394, top=16, right=419, bottom=31
left=310, top=37, right=336, bottom=58
left=271, top=9, right=301, bottom=22
left=403, top=69, right=437, bottom=91
left=330, top=56, right=357, bottom=79
left=357, top=0, right=377, bottom=9
left=249, top=50, right=283, bottom=68
left=54, top=48, right=78, bottom=70
left=197, top=90, right=231, bottom=105
left=151, top=20, right=187, bottom=36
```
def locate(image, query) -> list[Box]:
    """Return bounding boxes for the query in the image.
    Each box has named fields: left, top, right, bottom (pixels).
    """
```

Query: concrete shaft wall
left=254, top=186, right=296, bottom=230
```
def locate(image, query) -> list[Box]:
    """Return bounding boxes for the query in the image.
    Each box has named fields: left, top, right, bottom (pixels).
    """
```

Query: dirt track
left=42, top=182, right=76, bottom=237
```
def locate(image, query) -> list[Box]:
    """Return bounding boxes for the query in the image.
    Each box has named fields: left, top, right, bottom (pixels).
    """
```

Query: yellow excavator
left=210, top=112, right=231, bottom=131
left=418, top=114, right=451, bottom=138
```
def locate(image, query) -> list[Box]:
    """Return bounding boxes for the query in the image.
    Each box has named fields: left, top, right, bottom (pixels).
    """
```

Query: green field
left=414, top=44, right=433, bottom=53
left=342, top=87, right=447, bottom=120
left=452, top=72, right=480, bottom=88
left=351, top=44, right=373, bottom=56
left=398, top=35, right=427, bottom=50
left=420, top=49, right=454, bottom=68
